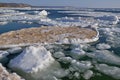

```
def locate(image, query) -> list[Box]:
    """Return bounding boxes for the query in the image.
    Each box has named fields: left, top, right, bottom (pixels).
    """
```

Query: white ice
left=96, top=64, right=120, bottom=79
left=8, top=45, right=55, bottom=73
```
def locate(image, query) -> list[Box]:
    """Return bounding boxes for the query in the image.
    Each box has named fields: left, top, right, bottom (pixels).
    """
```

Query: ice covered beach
left=0, top=6, right=120, bottom=80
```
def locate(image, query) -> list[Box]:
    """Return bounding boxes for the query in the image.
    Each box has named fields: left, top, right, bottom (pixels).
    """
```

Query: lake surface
left=0, top=7, right=120, bottom=80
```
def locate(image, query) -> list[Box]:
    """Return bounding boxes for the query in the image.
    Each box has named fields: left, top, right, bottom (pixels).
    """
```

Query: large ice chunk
left=9, top=45, right=55, bottom=73
left=96, top=15, right=119, bottom=25
left=39, top=10, right=48, bottom=16
left=8, top=45, right=62, bottom=80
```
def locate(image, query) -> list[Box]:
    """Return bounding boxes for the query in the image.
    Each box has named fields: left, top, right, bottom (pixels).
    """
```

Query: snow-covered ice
left=83, top=70, right=93, bottom=80
left=7, top=47, right=23, bottom=54
left=0, top=51, right=9, bottom=61
left=8, top=45, right=63, bottom=80
left=58, top=57, right=73, bottom=64
left=70, top=60, right=93, bottom=72
left=96, top=43, right=111, bottom=50
left=8, top=45, right=56, bottom=72
left=53, top=52, right=65, bottom=59
left=38, top=10, right=48, bottom=16
left=87, top=50, right=120, bottom=65
left=96, top=15, right=119, bottom=25
left=96, top=64, right=120, bottom=79
left=71, top=45, right=86, bottom=59
left=100, top=27, right=120, bottom=47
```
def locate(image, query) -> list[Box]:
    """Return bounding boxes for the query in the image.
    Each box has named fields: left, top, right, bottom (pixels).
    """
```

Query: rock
left=83, top=70, right=93, bottom=80
left=8, top=45, right=60, bottom=80
left=0, top=63, right=24, bottom=80
left=7, top=47, right=23, bottom=54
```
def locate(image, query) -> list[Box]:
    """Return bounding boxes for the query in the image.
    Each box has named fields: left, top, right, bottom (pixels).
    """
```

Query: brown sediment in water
left=0, top=26, right=97, bottom=45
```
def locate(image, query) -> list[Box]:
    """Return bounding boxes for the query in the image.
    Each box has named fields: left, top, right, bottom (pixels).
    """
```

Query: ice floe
left=73, top=72, right=81, bottom=79
left=100, top=27, right=120, bottom=47
left=0, top=8, right=119, bottom=27
left=58, top=57, right=72, bottom=64
left=0, top=21, right=8, bottom=25
left=96, top=15, right=119, bottom=25
left=0, top=9, right=16, bottom=13
left=8, top=45, right=55, bottom=73
left=87, top=50, right=120, bottom=65
left=53, top=52, right=65, bottom=59
left=8, top=45, right=62, bottom=80
left=70, top=45, right=86, bottom=59
left=0, top=9, right=50, bottom=25
left=0, top=51, right=9, bottom=62
left=96, top=64, right=120, bottom=79
left=53, top=69, right=69, bottom=78
left=96, top=43, right=111, bottom=50
left=7, top=47, right=23, bottom=54
left=38, top=10, right=48, bottom=16
left=83, top=70, right=93, bottom=80
left=70, top=60, right=93, bottom=72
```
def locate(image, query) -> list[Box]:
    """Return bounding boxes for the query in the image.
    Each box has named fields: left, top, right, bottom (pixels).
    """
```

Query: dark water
left=0, top=22, right=40, bottom=34
left=94, top=8, right=120, bottom=13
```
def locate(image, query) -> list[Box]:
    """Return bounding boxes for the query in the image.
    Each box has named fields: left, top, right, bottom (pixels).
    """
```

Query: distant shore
left=0, top=3, right=31, bottom=7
